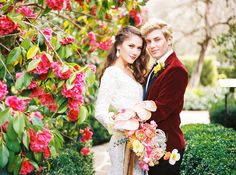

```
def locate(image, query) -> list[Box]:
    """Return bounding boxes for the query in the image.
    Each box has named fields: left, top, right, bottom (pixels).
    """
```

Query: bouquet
left=111, top=101, right=181, bottom=171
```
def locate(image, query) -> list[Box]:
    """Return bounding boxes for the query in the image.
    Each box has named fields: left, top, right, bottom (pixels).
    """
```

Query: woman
left=95, top=26, right=149, bottom=175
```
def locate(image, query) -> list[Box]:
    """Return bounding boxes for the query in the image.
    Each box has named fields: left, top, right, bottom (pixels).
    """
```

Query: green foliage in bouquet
left=180, top=124, right=236, bottom=175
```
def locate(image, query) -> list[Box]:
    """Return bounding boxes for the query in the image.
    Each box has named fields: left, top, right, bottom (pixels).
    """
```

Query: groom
left=141, top=19, right=188, bottom=175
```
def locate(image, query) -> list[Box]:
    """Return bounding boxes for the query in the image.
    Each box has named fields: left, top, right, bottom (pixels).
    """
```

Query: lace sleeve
left=95, top=68, right=117, bottom=129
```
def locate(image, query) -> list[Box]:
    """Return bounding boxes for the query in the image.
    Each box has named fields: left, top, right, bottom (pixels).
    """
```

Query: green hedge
left=180, top=124, right=236, bottom=175
left=88, top=115, right=111, bottom=146
left=209, top=96, right=236, bottom=130
left=181, top=56, right=218, bottom=86
left=44, top=142, right=95, bottom=175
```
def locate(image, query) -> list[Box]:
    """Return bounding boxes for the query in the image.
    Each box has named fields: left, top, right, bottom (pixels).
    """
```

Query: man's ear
left=167, top=36, right=173, bottom=47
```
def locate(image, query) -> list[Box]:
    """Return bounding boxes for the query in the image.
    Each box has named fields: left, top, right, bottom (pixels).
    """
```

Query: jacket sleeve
left=152, top=66, right=188, bottom=122
left=95, top=69, right=117, bottom=129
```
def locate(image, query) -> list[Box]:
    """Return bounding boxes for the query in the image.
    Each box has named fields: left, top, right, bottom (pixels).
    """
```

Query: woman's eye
left=129, top=45, right=134, bottom=48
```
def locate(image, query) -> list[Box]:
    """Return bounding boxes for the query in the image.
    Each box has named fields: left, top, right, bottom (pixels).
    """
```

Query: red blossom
left=46, top=0, right=64, bottom=11
left=20, top=160, right=34, bottom=175
left=68, top=97, right=83, bottom=110
left=32, top=53, right=51, bottom=75
left=16, top=6, right=37, bottom=18
left=38, top=93, right=54, bottom=106
left=80, top=127, right=93, bottom=142
left=0, top=16, right=18, bottom=36
left=51, top=61, right=72, bottom=79
left=75, top=0, right=83, bottom=6
left=48, top=103, right=58, bottom=112
left=129, top=9, right=137, bottom=18
left=5, top=96, right=26, bottom=112
left=80, top=147, right=90, bottom=156
left=60, top=37, right=74, bottom=45
left=134, top=14, right=142, bottom=26
left=0, top=81, right=8, bottom=100
left=30, top=111, right=43, bottom=120
left=99, top=38, right=112, bottom=51
left=30, top=87, right=44, bottom=98
left=68, top=108, right=79, bottom=121
left=43, top=147, right=51, bottom=159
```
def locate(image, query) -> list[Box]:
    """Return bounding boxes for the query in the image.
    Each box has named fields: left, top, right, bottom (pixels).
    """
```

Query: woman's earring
left=116, top=50, right=120, bottom=57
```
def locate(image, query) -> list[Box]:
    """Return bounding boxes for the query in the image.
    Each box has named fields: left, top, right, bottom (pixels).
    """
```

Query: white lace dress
left=95, top=66, right=144, bottom=175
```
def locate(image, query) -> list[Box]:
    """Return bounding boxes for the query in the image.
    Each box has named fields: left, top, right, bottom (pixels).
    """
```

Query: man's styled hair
left=141, top=18, right=173, bottom=39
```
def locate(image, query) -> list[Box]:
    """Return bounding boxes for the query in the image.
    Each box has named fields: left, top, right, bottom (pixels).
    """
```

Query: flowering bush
left=0, top=0, right=148, bottom=174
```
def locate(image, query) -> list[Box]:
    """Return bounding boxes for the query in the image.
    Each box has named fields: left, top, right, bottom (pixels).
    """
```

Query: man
left=141, top=19, right=188, bottom=175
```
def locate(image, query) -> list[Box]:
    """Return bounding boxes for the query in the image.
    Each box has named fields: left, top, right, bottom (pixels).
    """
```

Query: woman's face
left=117, top=34, right=143, bottom=65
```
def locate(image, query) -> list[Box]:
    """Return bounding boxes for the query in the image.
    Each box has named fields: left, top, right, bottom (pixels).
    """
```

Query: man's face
left=145, top=29, right=172, bottom=59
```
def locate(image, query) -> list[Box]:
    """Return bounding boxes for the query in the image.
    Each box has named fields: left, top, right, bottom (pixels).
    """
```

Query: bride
left=95, top=26, right=149, bottom=175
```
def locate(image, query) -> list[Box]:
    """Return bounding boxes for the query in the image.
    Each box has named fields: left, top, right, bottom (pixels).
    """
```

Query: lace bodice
left=95, top=66, right=143, bottom=129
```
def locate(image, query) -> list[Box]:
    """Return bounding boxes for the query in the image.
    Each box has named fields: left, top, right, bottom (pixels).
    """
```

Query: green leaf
left=66, top=73, right=76, bottom=90
left=27, top=59, right=41, bottom=72
left=29, top=160, right=39, bottom=170
left=77, top=106, right=88, bottom=124
left=5, top=138, right=20, bottom=153
left=65, top=45, right=73, bottom=58
left=57, top=46, right=66, bottom=59
left=6, top=47, right=21, bottom=66
left=0, top=108, right=12, bottom=126
left=7, top=151, right=16, bottom=172
left=15, top=72, right=32, bottom=90
left=27, top=45, right=39, bottom=59
left=13, top=156, right=22, bottom=175
left=21, top=38, right=33, bottom=51
left=0, top=143, right=9, bottom=169
left=13, top=113, right=25, bottom=138
left=49, top=146, right=57, bottom=158
left=34, top=152, right=42, bottom=162
left=6, top=121, right=18, bottom=141
left=22, top=130, right=29, bottom=150
left=31, top=116, right=43, bottom=128
left=86, top=69, right=95, bottom=85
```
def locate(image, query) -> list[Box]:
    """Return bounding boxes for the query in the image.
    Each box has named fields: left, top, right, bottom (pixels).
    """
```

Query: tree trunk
left=189, top=39, right=210, bottom=88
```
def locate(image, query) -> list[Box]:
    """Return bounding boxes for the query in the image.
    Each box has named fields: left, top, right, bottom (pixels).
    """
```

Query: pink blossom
left=129, top=9, right=137, bottom=18
left=5, top=96, right=26, bottom=112
left=0, top=16, right=18, bottom=36
left=46, top=0, right=64, bottom=11
left=48, top=103, right=58, bottom=112
left=30, top=111, right=43, bottom=120
left=88, top=64, right=96, bottom=73
left=61, top=73, right=85, bottom=100
left=30, top=87, right=44, bottom=98
left=43, top=147, right=51, bottom=159
left=68, top=97, right=83, bottom=110
left=32, top=53, right=51, bottom=75
left=60, top=36, right=74, bottom=45
left=0, top=81, right=8, bottom=100
left=80, top=147, right=90, bottom=156
left=38, top=93, right=54, bottom=106
left=138, top=161, right=149, bottom=171
left=134, top=14, right=142, bottom=26
left=42, top=27, right=53, bottom=42
left=80, top=127, right=93, bottom=142
left=88, top=32, right=96, bottom=41
left=99, top=38, right=112, bottom=50
left=20, top=160, right=34, bottom=175
left=17, top=6, right=37, bottom=18
left=51, top=61, right=72, bottom=79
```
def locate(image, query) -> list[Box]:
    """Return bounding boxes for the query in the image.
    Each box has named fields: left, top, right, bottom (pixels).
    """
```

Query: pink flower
left=38, top=93, right=54, bottom=106
left=51, top=61, right=72, bottom=79
left=129, top=9, right=137, bottom=18
left=32, top=53, right=51, bottom=75
left=48, top=103, right=58, bottom=112
left=0, top=16, right=18, bottom=36
left=42, top=27, right=53, bottom=42
left=43, top=147, right=51, bottom=159
left=88, top=32, right=96, bottom=42
left=61, top=73, right=85, bottom=100
left=80, top=127, right=93, bottom=142
left=68, top=108, right=79, bottom=121
left=30, top=111, right=43, bottom=120
left=2, top=121, right=8, bottom=132
left=30, top=87, right=43, bottom=98
left=80, top=147, right=90, bottom=156
left=88, top=64, right=96, bottom=73
left=99, top=38, right=112, bottom=51
left=60, top=37, right=74, bottom=45
left=68, top=97, right=83, bottom=110
left=138, top=161, right=149, bottom=171
left=5, top=96, right=26, bottom=112
left=0, top=81, right=8, bottom=100
left=20, top=160, right=34, bottom=175
left=17, top=6, right=37, bottom=18
left=16, top=73, right=37, bottom=90
left=46, top=0, right=64, bottom=10
left=134, top=14, right=142, bottom=26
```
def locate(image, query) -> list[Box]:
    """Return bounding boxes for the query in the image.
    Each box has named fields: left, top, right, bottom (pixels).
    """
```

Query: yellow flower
left=153, top=62, right=165, bottom=74
left=132, top=140, right=144, bottom=154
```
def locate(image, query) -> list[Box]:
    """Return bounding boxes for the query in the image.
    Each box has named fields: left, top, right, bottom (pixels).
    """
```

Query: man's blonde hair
left=141, top=18, right=173, bottom=39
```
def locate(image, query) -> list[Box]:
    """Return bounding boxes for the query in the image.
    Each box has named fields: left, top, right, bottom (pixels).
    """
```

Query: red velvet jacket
left=146, top=52, right=188, bottom=151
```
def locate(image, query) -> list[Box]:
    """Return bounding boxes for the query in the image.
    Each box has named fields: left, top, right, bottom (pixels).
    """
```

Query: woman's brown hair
left=101, top=25, right=149, bottom=84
